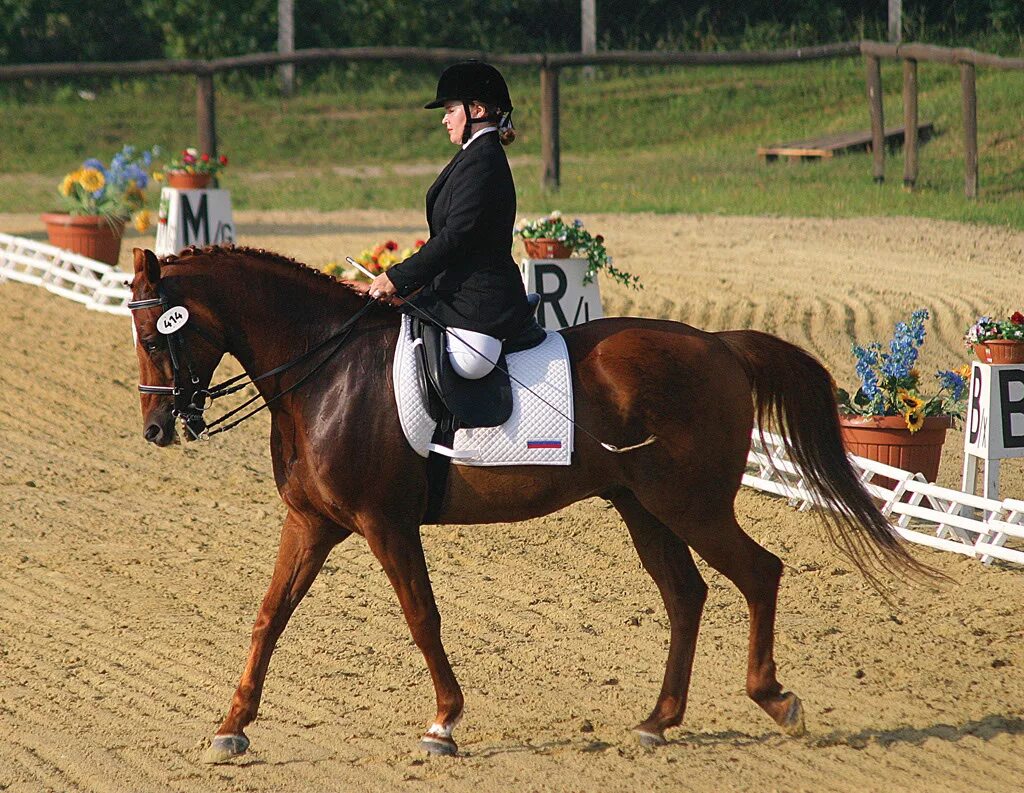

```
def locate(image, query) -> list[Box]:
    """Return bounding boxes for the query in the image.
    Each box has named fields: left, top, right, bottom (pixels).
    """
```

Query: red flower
left=385, top=240, right=398, bottom=251
left=219, top=155, right=228, bottom=165
left=201, top=153, right=210, bottom=162
left=1012, top=311, right=1024, bottom=325
left=414, top=239, right=426, bottom=248
left=183, top=153, right=196, bottom=165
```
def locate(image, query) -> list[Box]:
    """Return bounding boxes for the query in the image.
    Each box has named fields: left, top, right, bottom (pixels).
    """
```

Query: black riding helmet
left=425, top=61, right=514, bottom=144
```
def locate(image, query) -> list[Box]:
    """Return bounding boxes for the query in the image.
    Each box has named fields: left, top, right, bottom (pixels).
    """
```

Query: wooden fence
left=1, top=41, right=1021, bottom=195
left=861, top=41, right=1024, bottom=197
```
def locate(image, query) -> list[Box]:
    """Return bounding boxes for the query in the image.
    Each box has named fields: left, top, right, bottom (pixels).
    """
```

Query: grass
left=2, top=58, right=1023, bottom=226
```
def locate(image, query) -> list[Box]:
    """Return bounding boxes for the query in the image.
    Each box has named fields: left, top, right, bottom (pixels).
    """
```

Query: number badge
left=157, top=306, right=190, bottom=335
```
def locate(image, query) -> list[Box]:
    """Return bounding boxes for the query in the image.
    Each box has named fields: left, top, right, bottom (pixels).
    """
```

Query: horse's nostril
left=144, top=424, right=162, bottom=443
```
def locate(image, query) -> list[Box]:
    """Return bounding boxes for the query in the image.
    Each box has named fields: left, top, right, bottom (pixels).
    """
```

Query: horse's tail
left=717, top=329, right=940, bottom=587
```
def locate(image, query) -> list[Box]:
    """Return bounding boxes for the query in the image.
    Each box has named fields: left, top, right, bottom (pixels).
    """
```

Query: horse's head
left=128, top=248, right=225, bottom=446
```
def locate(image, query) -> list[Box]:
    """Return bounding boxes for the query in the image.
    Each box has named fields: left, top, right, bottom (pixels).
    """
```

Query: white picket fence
left=745, top=429, right=1024, bottom=567
left=0, top=232, right=132, bottom=315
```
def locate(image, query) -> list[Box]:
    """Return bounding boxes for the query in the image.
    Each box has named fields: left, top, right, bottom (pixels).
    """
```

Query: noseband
left=128, top=287, right=375, bottom=440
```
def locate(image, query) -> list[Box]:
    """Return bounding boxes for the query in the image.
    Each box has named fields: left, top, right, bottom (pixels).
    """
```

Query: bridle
left=128, top=283, right=375, bottom=440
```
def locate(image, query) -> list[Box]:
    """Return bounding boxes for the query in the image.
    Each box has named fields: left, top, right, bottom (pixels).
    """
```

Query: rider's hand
left=369, top=273, right=398, bottom=300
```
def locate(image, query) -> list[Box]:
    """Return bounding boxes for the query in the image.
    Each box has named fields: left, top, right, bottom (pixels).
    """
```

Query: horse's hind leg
left=610, top=491, right=708, bottom=746
left=203, top=511, right=347, bottom=763
left=681, top=511, right=805, bottom=737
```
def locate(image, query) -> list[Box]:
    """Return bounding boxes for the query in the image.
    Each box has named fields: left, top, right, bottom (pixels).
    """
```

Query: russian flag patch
left=527, top=439, right=562, bottom=449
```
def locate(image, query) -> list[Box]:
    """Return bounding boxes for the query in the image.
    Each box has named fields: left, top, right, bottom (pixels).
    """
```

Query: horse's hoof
left=634, top=728, right=667, bottom=747
left=201, top=733, right=250, bottom=764
left=419, top=735, right=458, bottom=756
left=778, top=693, right=806, bottom=737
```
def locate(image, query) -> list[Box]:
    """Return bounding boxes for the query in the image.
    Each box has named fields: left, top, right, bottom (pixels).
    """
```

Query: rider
left=368, top=61, right=531, bottom=379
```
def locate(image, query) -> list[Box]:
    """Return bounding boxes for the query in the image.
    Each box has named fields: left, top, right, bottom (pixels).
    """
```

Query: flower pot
left=166, top=171, right=212, bottom=190
left=838, top=414, right=952, bottom=489
left=523, top=238, right=573, bottom=259
left=973, top=340, right=1024, bottom=365
left=40, top=212, right=125, bottom=265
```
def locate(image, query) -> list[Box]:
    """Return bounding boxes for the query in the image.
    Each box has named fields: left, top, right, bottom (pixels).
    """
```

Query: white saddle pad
left=392, top=314, right=573, bottom=466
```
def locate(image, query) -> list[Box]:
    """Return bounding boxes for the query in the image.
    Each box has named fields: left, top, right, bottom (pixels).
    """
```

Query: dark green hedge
left=1, top=1, right=1020, bottom=64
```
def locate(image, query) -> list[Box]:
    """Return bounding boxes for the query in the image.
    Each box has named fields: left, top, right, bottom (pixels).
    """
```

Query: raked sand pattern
left=2, top=210, right=1023, bottom=793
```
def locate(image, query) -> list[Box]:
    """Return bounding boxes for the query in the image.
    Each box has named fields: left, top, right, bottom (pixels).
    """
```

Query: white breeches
left=446, top=328, right=502, bottom=379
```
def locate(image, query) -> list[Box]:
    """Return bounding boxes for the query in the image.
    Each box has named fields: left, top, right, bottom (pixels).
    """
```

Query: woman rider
left=367, top=61, right=532, bottom=379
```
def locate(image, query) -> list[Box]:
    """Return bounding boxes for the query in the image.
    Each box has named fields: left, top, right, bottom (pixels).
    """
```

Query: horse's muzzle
left=143, top=408, right=177, bottom=447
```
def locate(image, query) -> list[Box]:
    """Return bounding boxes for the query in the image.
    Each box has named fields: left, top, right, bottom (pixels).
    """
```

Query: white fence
left=0, top=232, right=132, bottom=315
left=745, top=430, right=1024, bottom=568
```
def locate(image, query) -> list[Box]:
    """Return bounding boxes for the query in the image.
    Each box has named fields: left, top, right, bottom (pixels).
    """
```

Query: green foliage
left=136, top=0, right=276, bottom=59
left=2, top=2, right=1023, bottom=64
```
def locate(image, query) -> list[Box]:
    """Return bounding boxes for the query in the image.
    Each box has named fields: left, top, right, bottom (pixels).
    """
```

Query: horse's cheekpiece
left=130, top=284, right=375, bottom=442
left=393, top=315, right=573, bottom=466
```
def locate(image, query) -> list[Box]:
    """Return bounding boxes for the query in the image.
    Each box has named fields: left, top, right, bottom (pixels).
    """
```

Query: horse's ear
left=133, top=248, right=160, bottom=285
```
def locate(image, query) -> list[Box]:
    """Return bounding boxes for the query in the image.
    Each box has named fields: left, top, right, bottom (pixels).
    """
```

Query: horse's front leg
left=203, top=511, right=346, bottom=763
left=364, top=522, right=464, bottom=756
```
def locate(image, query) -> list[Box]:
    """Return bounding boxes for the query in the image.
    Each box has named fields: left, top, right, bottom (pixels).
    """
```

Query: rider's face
left=442, top=101, right=466, bottom=145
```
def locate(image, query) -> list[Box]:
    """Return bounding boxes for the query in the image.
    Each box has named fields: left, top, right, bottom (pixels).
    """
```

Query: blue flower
left=936, top=370, right=966, bottom=401
left=853, top=342, right=881, bottom=397
left=82, top=157, right=105, bottom=173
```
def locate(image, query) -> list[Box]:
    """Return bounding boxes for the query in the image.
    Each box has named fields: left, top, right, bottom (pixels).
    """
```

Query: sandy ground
left=2, top=210, right=1024, bottom=793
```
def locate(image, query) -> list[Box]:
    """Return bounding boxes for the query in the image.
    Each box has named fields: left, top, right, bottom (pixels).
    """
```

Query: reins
left=129, top=286, right=376, bottom=439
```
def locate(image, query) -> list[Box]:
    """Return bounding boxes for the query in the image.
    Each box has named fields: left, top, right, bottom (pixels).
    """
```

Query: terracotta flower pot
left=40, top=212, right=125, bottom=265
left=839, top=414, right=952, bottom=489
left=973, top=340, right=1024, bottom=365
left=523, top=237, right=573, bottom=259
left=166, top=171, right=212, bottom=190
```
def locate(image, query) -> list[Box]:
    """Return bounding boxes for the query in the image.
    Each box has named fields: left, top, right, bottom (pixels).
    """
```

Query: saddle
left=411, top=293, right=546, bottom=430
left=411, top=294, right=547, bottom=521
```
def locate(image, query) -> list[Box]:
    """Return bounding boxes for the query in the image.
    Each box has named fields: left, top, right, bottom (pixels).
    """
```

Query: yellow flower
left=905, top=409, right=925, bottom=433
left=897, top=389, right=924, bottom=411
left=958, top=364, right=971, bottom=381
left=132, top=209, right=152, bottom=233
left=59, top=173, right=77, bottom=196
left=153, top=171, right=164, bottom=182
left=78, top=167, right=105, bottom=192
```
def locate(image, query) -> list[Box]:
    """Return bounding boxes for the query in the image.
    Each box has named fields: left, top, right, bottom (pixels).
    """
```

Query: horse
left=126, top=245, right=929, bottom=762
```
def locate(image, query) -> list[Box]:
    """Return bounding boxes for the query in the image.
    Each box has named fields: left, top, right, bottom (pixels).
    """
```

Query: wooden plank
left=903, top=58, right=919, bottom=187
left=961, top=61, right=979, bottom=198
left=540, top=66, right=560, bottom=191
left=757, top=123, right=932, bottom=161
left=865, top=54, right=885, bottom=182
left=196, top=74, right=217, bottom=161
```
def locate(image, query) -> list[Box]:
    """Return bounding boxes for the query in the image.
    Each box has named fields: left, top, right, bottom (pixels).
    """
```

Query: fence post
left=865, top=54, right=885, bottom=183
left=197, top=73, right=217, bottom=159
left=902, top=58, right=918, bottom=188
left=960, top=61, right=979, bottom=198
left=540, top=65, right=560, bottom=191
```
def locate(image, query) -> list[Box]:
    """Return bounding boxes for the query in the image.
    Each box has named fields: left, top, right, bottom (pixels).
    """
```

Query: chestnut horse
left=127, top=246, right=925, bottom=762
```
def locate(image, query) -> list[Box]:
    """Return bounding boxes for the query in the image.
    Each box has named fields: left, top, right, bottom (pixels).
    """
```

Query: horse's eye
left=142, top=337, right=162, bottom=353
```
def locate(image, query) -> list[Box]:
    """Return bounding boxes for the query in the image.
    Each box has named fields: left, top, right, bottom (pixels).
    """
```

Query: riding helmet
left=424, top=61, right=514, bottom=113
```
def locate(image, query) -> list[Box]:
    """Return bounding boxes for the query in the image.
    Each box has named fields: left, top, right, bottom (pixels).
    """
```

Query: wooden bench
left=758, top=122, right=934, bottom=162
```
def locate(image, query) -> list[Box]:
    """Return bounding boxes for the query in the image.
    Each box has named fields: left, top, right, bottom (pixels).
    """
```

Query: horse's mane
left=160, top=244, right=370, bottom=298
